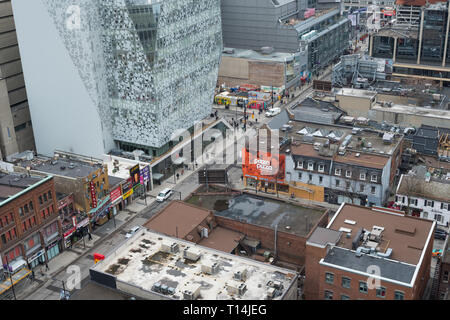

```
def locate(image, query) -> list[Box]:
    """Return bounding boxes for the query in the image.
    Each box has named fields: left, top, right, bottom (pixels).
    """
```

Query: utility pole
left=5, top=256, right=16, bottom=300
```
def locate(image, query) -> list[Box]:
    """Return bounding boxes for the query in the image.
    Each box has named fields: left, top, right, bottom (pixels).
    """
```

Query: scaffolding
left=332, top=54, right=386, bottom=87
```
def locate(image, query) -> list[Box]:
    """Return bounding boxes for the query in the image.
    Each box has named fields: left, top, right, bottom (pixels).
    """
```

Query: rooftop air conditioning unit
left=227, top=280, right=247, bottom=296
left=267, top=287, right=276, bottom=299
left=201, top=261, right=220, bottom=275
left=152, top=282, right=162, bottom=293
left=183, top=247, right=201, bottom=261
left=234, top=269, right=248, bottom=281
left=183, top=284, right=201, bottom=300
left=161, top=241, right=179, bottom=254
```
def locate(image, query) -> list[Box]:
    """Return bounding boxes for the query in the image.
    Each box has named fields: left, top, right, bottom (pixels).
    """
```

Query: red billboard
left=242, top=148, right=285, bottom=183
left=110, top=186, right=122, bottom=203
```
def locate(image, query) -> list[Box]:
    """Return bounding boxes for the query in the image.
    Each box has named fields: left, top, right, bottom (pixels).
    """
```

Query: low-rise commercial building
left=395, top=166, right=450, bottom=227
left=90, top=228, right=299, bottom=300
left=0, top=171, right=62, bottom=271
left=13, top=150, right=110, bottom=229
left=305, top=203, right=435, bottom=300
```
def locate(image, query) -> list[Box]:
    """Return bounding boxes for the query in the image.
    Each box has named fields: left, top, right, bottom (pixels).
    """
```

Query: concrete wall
left=218, top=58, right=285, bottom=88
left=215, top=212, right=329, bottom=267
left=221, top=0, right=300, bottom=53
left=12, top=0, right=108, bottom=157
left=368, top=108, right=450, bottom=129
left=116, top=280, right=172, bottom=300
left=336, top=94, right=374, bottom=118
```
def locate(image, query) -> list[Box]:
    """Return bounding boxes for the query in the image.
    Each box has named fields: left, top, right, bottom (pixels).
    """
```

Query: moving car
left=125, top=226, right=140, bottom=238
left=265, top=107, right=281, bottom=117
left=156, top=188, right=173, bottom=202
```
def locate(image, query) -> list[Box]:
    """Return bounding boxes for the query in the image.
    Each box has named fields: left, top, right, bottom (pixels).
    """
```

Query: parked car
left=125, top=226, right=140, bottom=238
left=265, top=107, right=281, bottom=117
left=434, top=228, right=448, bottom=240
left=156, top=188, right=173, bottom=202
left=432, top=249, right=443, bottom=257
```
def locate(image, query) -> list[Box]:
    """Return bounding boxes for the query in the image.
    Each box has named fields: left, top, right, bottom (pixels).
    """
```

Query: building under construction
left=332, top=54, right=393, bottom=87
left=369, top=0, right=450, bottom=85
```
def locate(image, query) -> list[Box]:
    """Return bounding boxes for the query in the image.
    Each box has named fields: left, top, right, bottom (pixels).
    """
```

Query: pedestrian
left=45, top=263, right=49, bottom=271
left=176, top=173, right=180, bottom=180
left=88, top=232, right=92, bottom=241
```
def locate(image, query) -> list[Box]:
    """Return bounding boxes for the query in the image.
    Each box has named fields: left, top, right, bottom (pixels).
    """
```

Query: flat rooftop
left=188, top=193, right=326, bottom=238
left=102, top=154, right=147, bottom=181
left=143, top=201, right=212, bottom=239
left=19, top=156, right=103, bottom=179
left=221, top=48, right=293, bottom=63
left=0, top=172, right=48, bottom=204
left=327, top=204, right=434, bottom=265
left=322, top=246, right=417, bottom=285
left=91, top=229, right=298, bottom=300
left=290, top=120, right=401, bottom=155
left=372, top=103, right=450, bottom=120
left=397, top=174, right=450, bottom=204
left=335, top=88, right=378, bottom=99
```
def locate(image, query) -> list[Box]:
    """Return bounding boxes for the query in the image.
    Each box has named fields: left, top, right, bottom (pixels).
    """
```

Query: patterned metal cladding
left=42, top=0, right=222, bottom=148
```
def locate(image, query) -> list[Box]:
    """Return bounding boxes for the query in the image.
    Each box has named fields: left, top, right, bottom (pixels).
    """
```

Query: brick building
left=0, top=171, right=62, bottom=271
left=305, top=203, right=435, bottom=300
left=14, top=150, right=110, bottom=229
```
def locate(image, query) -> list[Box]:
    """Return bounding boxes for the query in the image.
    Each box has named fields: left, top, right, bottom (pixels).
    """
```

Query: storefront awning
left=173, top=157, right=186, bottom=165
left=152, top=173, right=164, bottom=180
left=89, top=195, right=111, bottom=215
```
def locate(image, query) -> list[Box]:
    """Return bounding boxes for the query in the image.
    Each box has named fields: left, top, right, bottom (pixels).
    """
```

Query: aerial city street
left=0, top=0, right=449, bottom=304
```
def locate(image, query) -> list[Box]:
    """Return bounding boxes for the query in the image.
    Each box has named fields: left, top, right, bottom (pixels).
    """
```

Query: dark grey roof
left=0, top=173, right=43, bottom=189
left=307, top=227, right=341, bottom=247
left=20, top=158, right=102, bottom=179
left=415, top=127, right=439, bottom=139
left=268, top=109, right=290, bottom=130
left=108, top=175, right=124, bottom=188
left=323, top=247, right=416, bottom=284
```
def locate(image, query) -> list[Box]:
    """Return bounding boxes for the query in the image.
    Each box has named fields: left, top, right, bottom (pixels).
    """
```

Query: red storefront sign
left=90, top=181, right=97, bottom=208
left=242, top=148, right=286, bottom=183
left=110, top=186, right=122, bottom=204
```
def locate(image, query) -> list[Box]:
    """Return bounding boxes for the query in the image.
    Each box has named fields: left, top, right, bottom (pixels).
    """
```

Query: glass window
left=443, top=271, right=449, bottom=283
left=298, top=172, right=302, bottom=180
left=394, top=291, right=404, bottom=300
left=319, top=176, right=323, bottom=184
left=324, top=290, right=333, bottom=300
left=342, top=277, right=351, bottom=288
left=341, top=294, right=350, bottom=300
left=39, top=196, right=43, bottom=205
left=371, top=186, right=376, bottom=194
left=371, top=175, right=377, bottom=182
left=359, top=281, right=368, bottom=293
left=43, top=193, right=48, bottom=202
left=48, top=191, right=52, bottom=200
left=376, top=286, right=386, bottom=298
left=346, top=170, right=351, bottom=178
left=298, top=161, right=303, bottom=169
left=325, top=272, right=334, bottom=284
left=360, top=173, right=366, bottom=180
left=335, top=169, right=341, bottom=176
left=336, top=179, right=340, bottom=187
left=308, top=163, right=314, bottom=171
left=318, top=164, right=324, bottom=172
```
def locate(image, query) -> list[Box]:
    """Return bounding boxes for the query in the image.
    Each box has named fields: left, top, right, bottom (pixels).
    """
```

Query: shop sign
left=64, top=227, right=76, bottom=239
left=123, top=188, right=133, bottom=200
left=129, top=164, right=140, bottom=187
left=140, top=165, right=150, bottom=184
left=27, top=249, right=45, bottom=264
left=77, top=218, right=89, bottom=228
left=110, top=186, right=122, bottom=204
left=242, top=148, right=286, bottom=182
left=90, top=181, right=97, bottom=208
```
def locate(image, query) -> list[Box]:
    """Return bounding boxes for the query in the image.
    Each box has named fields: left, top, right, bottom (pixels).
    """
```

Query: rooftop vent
left=183, top=284, right=201, bottom=300
left=183, top=247, right=201, bottom=262
left=227, top=281, right=247, bottom=296
left=201, top=261, right=220, bottom=275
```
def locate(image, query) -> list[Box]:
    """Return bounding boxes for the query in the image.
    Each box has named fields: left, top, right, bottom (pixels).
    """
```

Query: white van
left=125, top=226, right=140, bottom=238
left=156, top=188, right=173, bottom=202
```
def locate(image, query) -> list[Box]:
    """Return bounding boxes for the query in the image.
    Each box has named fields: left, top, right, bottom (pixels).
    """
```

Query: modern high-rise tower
left=12, top=0, right=222, bottom=158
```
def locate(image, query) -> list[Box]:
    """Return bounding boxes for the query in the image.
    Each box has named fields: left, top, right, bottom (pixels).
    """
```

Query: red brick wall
left=318, top=265, right=414, bottom=300
left=215, top=216, right=305, bottom=265
left=0, top=177, right=60, bottom=259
